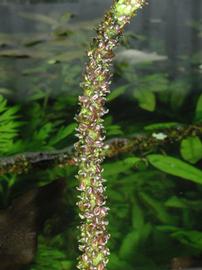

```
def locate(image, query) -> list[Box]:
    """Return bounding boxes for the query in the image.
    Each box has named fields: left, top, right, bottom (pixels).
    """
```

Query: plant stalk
left=74, top=1, right=145, bottom=269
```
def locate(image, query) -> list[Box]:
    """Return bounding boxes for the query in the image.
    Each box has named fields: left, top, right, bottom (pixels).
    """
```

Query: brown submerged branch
left=0, top=124, right=202, bottom=177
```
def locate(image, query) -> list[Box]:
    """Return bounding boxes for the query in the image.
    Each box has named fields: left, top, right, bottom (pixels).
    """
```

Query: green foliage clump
left=30, top=237, right=73, bottom=270
left=0, top=95, right=22, bottom=155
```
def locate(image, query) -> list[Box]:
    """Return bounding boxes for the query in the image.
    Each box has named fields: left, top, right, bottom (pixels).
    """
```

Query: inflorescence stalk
left=74, top=1, right=145, bottom=269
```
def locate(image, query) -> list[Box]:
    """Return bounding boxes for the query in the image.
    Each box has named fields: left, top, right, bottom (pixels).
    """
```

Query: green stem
left=74, top=1, right=145, bottom=269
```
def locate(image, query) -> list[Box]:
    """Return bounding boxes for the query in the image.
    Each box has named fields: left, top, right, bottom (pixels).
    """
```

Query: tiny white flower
left=152, top=132, right=168, bottom=140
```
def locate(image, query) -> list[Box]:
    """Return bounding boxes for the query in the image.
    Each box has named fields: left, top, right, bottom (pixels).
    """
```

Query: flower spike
left=74, top=1, right=146, bottom=269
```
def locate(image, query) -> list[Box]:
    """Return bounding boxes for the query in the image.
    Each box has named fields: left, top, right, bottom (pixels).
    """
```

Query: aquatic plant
left=1, top=1, right=202, bottom=270
left=73, top=1, right=145, bottom=269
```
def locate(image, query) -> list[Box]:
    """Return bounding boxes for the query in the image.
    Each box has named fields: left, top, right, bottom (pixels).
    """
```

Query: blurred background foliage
left=0, top=0, right=202, bottom=269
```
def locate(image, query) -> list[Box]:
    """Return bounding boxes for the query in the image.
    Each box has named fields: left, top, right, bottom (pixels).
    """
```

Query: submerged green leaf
left=133, top=89, right=156, bottom=111
left=165, top=196, right=188, bottom=209
left=138, top=74, right=168, bottom=93
left=103, top=157, right=140, bottom=177
left=119, top=223, right=151, bottom=260
left=148, top=154, right=202, bottom=184
left=173, top=230, right=202, bottom=250
left=165, top=196, right=202, bottom=209
left=140, top=192, right=173, bottom=224
left=33, top=123, right=53, bottom=142
left=180, top=136, right=202, bottom=164
left=0, top=49, right=51, bottom=59
left=169, top=80, right=190, bottom=111
left=119, top=230, right=140, bottom=260
left=0, top=88, right=13, bottom=95
left=18, top=12, right=58, bottom=26
left=108, top=253, right=133, bottom=270
left=107, top=85, right=128, bottom=102
left=158, top=226, right=202, bottom=251
left=144, top=122, right=179, bottom=131
left=49, top=123, right=76, bottom=146
left=195, top=94, right=202, bottom=122
left=131, top=200, right=144, bottom=230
